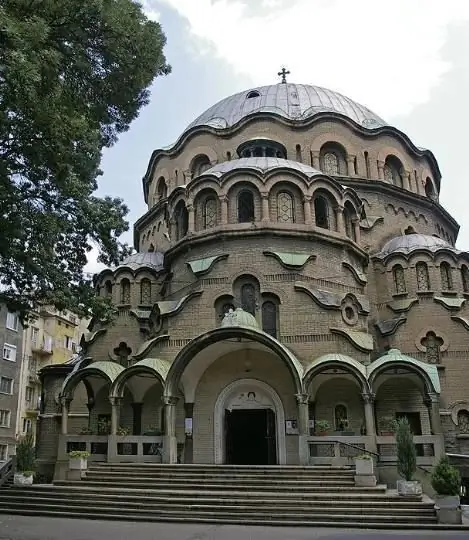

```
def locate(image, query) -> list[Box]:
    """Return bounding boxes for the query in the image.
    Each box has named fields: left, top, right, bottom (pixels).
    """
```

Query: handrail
left=332, top=440, right=380, bottom=461
left=0, top=456, right=16, bottom=487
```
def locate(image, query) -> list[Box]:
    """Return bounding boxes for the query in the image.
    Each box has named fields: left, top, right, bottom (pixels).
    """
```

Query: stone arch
left=164, top=326, right=303, bottom=398
left=424, top=177, right=437, bottom=201
left=220, top=173, right=264, bottom=197
left=182, top=146, right=218, bottom=173
left=214, top=378, right=286, bottom=464
left=110, top=358, right=170, bottom=399
left=61, top=361, right=124, bottom=400
left=193, top=187, right=219, bottom=231
left=303, top=354, right=369, bottom=393
left=190, top=154, right=212, bottom=178
left=263, top=171, right=311, bottom=193
left=319, top=141, right=348, bottom=176
left=267, top=180, right=305, bottom=224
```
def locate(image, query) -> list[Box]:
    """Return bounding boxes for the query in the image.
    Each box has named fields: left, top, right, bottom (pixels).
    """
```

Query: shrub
left=356, top=453, right=373, bottom=460
left=315, top=420, right=331, bottom=433
left=68, top=451, right=91, bottom=459
left=16, top=433, right=36, bottom=474
left=431, top=456, right=461, bottom=496
left=395, top=417, right=416, bottom=481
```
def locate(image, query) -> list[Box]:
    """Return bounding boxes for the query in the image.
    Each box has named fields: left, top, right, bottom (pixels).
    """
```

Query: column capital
left=163, top=395, right=179, bottom=406
left=311, top=150, right=320, bottom=158
left=302, top=195, right=312, bottom=203
left=424, top=392, right=439, bottom=404
left=361, top=392, right=376, bottom=404
left=60, top=395, right=72, bottom=407
left=218, top=194, right=228, bottom=203
left=295, top=393, right=309, bottom=405
left=335, top=204, right=344, bottom=213
left=109, top=396, right=123, bottom=406
left=186, top=203, right=194, bottom=212
left=377, top=160, right=385, bottom=169
left=260, top=191, right=269, bottom=200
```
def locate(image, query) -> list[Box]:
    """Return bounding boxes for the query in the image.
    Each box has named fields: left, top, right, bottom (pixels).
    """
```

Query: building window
left=314, top=196, right=329, bottom=229
left=25, top=386, right=34, bottom=402
left=343, top=203, right=356, bottom=240
left=323, top=152, right=340, bottom=175
left=2, top=343, right=16, bottom=362
left=220, top=303, right=235, bottom=319
left=262, top=301, right=278, bottom=338
left=0, top=410, right=11, bottom=427
left=6, top=312, right=18, bottom=331
left=28, top=356, right=37, bottom=372
left=0, top=444, right=7, bottom=461
left=383, top=155, right=404, bottom=188
left=191, top=155, right=211, bottom=177
left=0, top=377, right=13, bottom=395
left=241, top=283, right=256, bottom=316
left=156, top=177, right=168, bottom=201
left=120, top=279, right=131, bottom=304
left=203, top=197, right=217, bottom=229
left=277, top=192, right=294, bottom=223
left=238, top=190, right=255, bottom=223
left=393, top=265, right=406, bottom=294
left=458, top=410, right=469, bottom=435
left=22, top=418, right=32, bottom=433
left=421, top=331, right=443, bottom=364
left=440, top=262, right=453, bottom=290
left=64, top=335, right=74, bottom=350
left=462, top=265, right=469, bottom=293
left=416, top=262, right=430, bottom=291
left=334, top=404, right=349, bottom=431
left=31, top=327, right=39, bottom=345
left=425, top=177, right=436, bottom=200
left=140, top=279, right=152, bottom=305
left=175, top=201, right=189, bottom=240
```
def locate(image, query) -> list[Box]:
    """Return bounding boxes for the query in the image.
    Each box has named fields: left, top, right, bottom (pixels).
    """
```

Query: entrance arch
left=214, top=378, right=286, bottom=465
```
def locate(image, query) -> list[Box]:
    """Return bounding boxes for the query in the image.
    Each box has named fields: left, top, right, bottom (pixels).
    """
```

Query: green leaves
left=0, top=0, right=170, bottom=320
left=431, top=456, right=461, bottom=496
left=395, top=417, right=417, bottom=481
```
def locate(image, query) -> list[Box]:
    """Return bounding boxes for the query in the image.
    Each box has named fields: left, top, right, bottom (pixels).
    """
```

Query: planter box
left=397, top=479, right=422, bottom=497
left=14, top=473, right=33, bottom=486
left=434, top=495, right=462, bottom=525
left=355, top=458, right=374, bottom=476
left=434, top=494, right=460, bottom=509
left=69, top=458, right=88, bottom=471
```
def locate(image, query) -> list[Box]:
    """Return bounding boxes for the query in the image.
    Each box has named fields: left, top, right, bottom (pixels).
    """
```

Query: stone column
left=131, top=402, right=143, bottom=435
left=187, top=202, right=195, bottom=234
left=335, top=206, right=345, bottom=234
left=110, top=397, right=122, bottom=435
left=86, top=400, right=95, bottom=430
left=402, top=170, right=411, bottom=191
left=219, top=195, right=228, bottom=225
left=377, top=160, right=385, bottom=180
left=353, top=218, right=361, bottom=244
left=296, top=393, right=310, bottom=465
left=261, top=192, right=269, bottom=222
left=303, top=196, right=312, bottom=225
left=311, top=151, right=320, bottom=169
left=61, top=397, right=71, bottom=435
left=163, top=396, right=178, bottom=463
left=362, top=393, right=378, bottom=454
left=346, top=155, right=356, bottom=177
left=184, top=402, right=194, bottom=464
left=424, top=392, right=442, bottom=435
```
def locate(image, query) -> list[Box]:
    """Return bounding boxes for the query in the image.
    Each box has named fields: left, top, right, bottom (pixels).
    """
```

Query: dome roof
left=116, top=251, right=164, bottom=272
left=203, top=157, right=322, bottom=178
left=221, top=307, right=259, bottom=330
left=187, top=83, right=386, bottom=132
left=375, top=234, right=457, bottom=258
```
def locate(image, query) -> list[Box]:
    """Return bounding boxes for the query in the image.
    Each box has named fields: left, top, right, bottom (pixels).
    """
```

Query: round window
left=341, top=303, right=358, bottom=325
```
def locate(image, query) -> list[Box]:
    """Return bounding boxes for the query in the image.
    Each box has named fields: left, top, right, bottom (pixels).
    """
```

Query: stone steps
left=0, top=463, right=445, bottom=528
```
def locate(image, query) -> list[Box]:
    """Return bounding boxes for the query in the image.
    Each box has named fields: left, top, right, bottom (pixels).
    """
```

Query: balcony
left=31, top=337, right=53, bottom=356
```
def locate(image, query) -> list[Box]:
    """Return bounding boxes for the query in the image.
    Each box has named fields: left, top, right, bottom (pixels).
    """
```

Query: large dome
left=375, top=234, right=457, bottom=258
left=187, top=83, right=386, bottom=131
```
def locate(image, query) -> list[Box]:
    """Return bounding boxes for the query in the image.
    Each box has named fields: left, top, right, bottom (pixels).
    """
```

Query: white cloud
left=84, top=246, right=106, bottom=276
left=141, top=0, right=161, bottom=21
left=156, top=0, right=469, bottom=118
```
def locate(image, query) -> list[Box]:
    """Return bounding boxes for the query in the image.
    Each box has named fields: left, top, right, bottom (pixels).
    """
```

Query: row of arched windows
left=102, top=278, right=153, bottom=305
left=392, top=263, right=469, bottom=294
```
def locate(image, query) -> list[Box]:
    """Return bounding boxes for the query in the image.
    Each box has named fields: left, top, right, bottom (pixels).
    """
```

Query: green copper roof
left=330, top=328, right=374, bottom=351
left=80, top=361, right=124, bottom=381
left=368, top=349, right=440, bottom=393
left=187, top=255, right=228, bottom=275
left=264, top=251, right=314, bottom=269
left=451, top=315, right=469, bottom=330
left=434, top=297, right=466, bottom=310
left=221, top=307, right=259, bottom=330
left=305, top=353, right=367, bottom=379
left=387, top=298, right=418, bottom=313
left=131, top=357, right=171, bottom=381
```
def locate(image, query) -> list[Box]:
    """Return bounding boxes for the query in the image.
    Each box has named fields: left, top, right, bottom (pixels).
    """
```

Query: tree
left=395, top=417, right=417, bottom=481
left=0, top=0, right=171, bottom=320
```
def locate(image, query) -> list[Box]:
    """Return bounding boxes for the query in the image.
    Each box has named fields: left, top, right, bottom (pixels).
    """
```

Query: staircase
left=0, top=463, right=441, bottom=528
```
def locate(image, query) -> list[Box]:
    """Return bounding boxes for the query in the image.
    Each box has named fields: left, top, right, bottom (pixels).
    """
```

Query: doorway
left=225, top=408, right=277, bottom=465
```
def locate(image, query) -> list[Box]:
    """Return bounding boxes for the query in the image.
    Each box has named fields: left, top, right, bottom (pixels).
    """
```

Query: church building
left=36, top=73, right=469, bottom=484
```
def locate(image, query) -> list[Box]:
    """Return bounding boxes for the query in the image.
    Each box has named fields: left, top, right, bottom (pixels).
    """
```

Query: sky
left=87, top=0, right=469, bottom=272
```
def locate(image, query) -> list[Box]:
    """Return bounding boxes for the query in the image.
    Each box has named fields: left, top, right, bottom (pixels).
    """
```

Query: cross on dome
left=277, top=67, right=290, bottom=84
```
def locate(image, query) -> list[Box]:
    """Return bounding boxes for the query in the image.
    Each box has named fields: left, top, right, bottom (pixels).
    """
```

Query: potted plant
left=431, top=455, right=462, bottom=524
left=80, top=426, right=94, bottom=435
left=378, top=416, right=396, bottom=436
left=14, top=433, right=35, bottom=486
left=395, top=417, right=422, bottom=496
left=68, top=450, right=90, bottom=471
left=314, top=419, right=331, bottom=436
left=354, top=453, right=374, bottom=476
left=116, top=426, right=131, bottom=436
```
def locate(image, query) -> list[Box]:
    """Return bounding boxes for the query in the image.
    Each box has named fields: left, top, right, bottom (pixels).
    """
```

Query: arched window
left=440, top=262, right=453, bottom=290
left=156, top=177, right=167, bottom=201
left=404, top=226, right=416, bottom=235
left=221, top=303, right=235, bottom=318
left=334, top=404, right=349, bottom=431
left=323, top=152, right=340, bottom=175
left=238, top=190, right=255, bottom=223
left=104, top=281, right=113, bottom=298
left=343, top=202, right=356, bottom=240
left=148, top=243, right=155, bottom=253
left=203, top=197, right=217, bottom=229
left=277, top=191, right=294, bottom=223
left=174, top=201, right=188, bottom=240
left=425, top=177, right=437, bottom=200
left=262, top=301, right=277, bottom=338
left=241, top=283, right=256, bottom=315
left=457, top=410, right=469, bottom=434
left=140, top=279, right=152, bottom=305
left=393, top=265, right=406, bottom=294
left=383, top=155, right=404, bottom=188
left=314, top=196, right=329, bottom=229
left=421, top=331, right=443, bottom=364
left=461, top=265, right=469, bottom=293
left=191, top=155, right=211, bottom=177
left=120, top=279, right=131, bottom=304
left=416, top=262, right=430, bottom=291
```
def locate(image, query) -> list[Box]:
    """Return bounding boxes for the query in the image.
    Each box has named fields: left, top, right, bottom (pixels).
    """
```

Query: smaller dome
left=375, top=234, right=457, bottom=258
left=221, top=307, right=259, bottom=330
left=116, top=251, right=164, bottom=272
left=203, top=157, right=322, bottom=178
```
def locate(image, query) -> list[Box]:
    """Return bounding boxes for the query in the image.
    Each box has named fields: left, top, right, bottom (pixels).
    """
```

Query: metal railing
left=0, top=456, right=16, bottom=487
left=333, top=439, right=380, bottom=461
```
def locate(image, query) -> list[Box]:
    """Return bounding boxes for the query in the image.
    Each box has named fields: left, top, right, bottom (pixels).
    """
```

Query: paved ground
left=0, top=516, right=468, bottom=540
